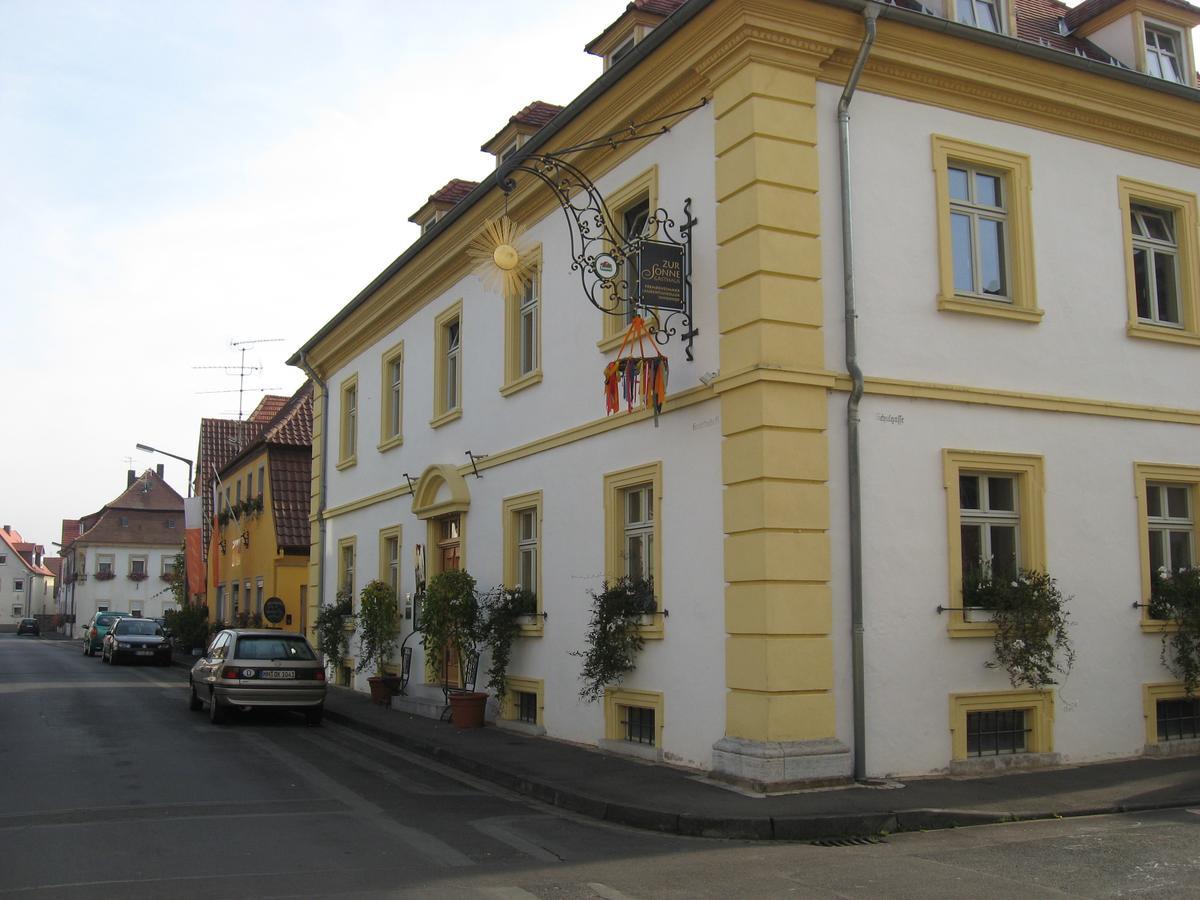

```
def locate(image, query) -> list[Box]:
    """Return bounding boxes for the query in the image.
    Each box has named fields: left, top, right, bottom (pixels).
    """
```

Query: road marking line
left=244, top=732, right=474, bottom=868
left=587, top=883, right=641, bottom=900
left=469, top=816, right=564, bottom=863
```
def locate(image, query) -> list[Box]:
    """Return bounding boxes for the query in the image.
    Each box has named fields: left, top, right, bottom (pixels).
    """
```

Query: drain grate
left=811, top=836, right=886, bottom=847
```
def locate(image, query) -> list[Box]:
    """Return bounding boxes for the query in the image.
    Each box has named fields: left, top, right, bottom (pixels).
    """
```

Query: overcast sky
left=1, top=0, right=615, bottom=550
left=2, top=1, right=1195, bottom=554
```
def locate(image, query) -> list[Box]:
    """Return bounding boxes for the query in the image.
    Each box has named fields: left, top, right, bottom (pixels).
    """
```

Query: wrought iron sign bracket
left=465, top=451, right=488, bottom=479
left=402, top=473, right=417, bottom=494
left=497, top=101, right=705, bottom=361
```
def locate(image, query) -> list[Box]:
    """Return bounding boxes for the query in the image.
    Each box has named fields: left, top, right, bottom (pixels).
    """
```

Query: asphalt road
left=3, top=632, right=1199, bottom=899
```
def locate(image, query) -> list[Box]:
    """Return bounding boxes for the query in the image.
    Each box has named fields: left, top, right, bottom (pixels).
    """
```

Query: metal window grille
left=966, top=709, right=1028, bottom=756
left=1157, top=698, right=1200, bottom=741
left=622, top=705, right=656, bottom=746
left=517, top=691, right=538, bottom=725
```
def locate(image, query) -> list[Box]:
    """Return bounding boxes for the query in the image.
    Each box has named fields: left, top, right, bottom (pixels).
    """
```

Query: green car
left=82, top=612, right=131, bottom=656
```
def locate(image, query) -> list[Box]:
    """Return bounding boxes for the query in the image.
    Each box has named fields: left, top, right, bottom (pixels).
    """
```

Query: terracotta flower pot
left=367, top=676, right=395, bottom=706
left=448, top=691, right=488, bottom=728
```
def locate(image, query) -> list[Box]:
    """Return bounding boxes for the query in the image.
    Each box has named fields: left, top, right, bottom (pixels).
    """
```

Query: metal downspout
left=295, top=352, right=328, bottom=637
left=838, top=3, right=878, bottom=783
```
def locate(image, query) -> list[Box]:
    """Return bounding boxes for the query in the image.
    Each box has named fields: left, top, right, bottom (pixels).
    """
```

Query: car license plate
left=135, top=650, right=153, bottom=656
left=260, top=670, right=296, bottom=679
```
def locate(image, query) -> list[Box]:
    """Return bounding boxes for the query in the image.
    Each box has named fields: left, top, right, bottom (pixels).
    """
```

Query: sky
left=0, top=0, right=616, bottom=551
left=2, top=1, right=1196, bottom=555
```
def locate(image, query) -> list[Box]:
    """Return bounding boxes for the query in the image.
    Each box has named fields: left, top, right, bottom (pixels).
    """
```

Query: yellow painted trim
left=932, top=135, right=1039, bottom=319
left=378, top=340, right=404, bottom=452
left=604, top=687, right=664, bottom=745
left=378, top=524, right=402, bottom=630
left=603, top=460, right=664, bottom=639
left=502, top=490, right=544, bottom=638
left=1133, top=462, right=1200, bottom=630
left=1142, top=681, right=1196, bottom=744
left=601, top=166, right=659, bottom=345
left=949, top=689, right=1054, bottom=760
left=943, top=449, right=1045, bottom=637
left=432, top=299, right=463, bottom=423
left=411, top=463, right=471, bottom=520
left=336, top=535, right=357, bottom=607
left=322, top=384, right=713, bottom=520
left=1117, top=178, right=1200, bottom=344
left=501, top=676, right=545, bottom=725
left=502, top=245, right=542, bottom=395
left=336, top=373, right=359, bottom=469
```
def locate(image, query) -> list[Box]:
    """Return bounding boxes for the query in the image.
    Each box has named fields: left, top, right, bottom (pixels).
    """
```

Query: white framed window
left=623, top=484, right=655, bottom=584
left=379, top=341, right=405, bottom=448
left=959, top=472, right=1020, bottom=588
left=949, top=164, right=1010, bottom=300
left=338, top=374, right=359, bottom=467
left=130, top=601, right=143, bottom=618
left=1145, top=24, right=1184, bottom=83
left=339, top=538, right=356, bottom=600
left=255, top=577, right=264, bottom=615
left=12, top=605, right=21, bottom=617
left=161, top=556, right=177, bottom=576
left=97, top=603, right=109, bottom=613
left=130, top=557, right=147, bottom=577
left=1131, top=205, right=1181, bottom=327
left=1147, top=482, right=1194, bottom=576
left=610, top=34, right=637, bottom=65
left=432, top=301, right=464, bottom=425
left=516, top=508, right=538, bottom=596
left=97, top=554, right=114, bottom=575
left=956, top=0, right=1002, bottom=31
left=14, top=578, right=24, bottom=592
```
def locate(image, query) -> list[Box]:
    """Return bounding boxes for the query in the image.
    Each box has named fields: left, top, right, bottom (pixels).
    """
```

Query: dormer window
left=421, top=212, right=442, bottom=235
left=500, top=140, right=521, bottom=164
left=957, top=0, right=1002, bottom=32
left=610, top=34, right=637, bottom=66
left=1145, top=25, right=1183, bottom=83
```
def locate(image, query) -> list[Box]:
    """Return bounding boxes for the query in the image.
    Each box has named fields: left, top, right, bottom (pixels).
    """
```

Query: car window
left=211, top=633, right=231, bottom=659
left=118, top=620, right=162, bottom=636
left=96, top=615, right=117, bottom=627
left=234, top=636, right=316, bottom=661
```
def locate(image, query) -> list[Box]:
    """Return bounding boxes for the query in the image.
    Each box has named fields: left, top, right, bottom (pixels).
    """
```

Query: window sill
left=500, top=369, right=543, bottom=397
left=946, top=617, right=998, bottom=638
left=1140, top=617, right=1179, bottom=634
left=637, top=613, right=664, bottom=640
left=1127, top=322, right=1200, bottom=348
left=335, top=456, right=357, bottom=471
left=938, top=295, right=1043, bottom=323
left=429, top=408, right=462, bottom=429
left=377, top=435, right=403, bottom=453
left=517, top=618, right=544, bottom=638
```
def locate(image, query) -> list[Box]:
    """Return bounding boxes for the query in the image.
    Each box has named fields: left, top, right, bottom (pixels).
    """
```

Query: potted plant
left=355, top=579, right=401, bottom=704
left=1149, top=566, right=1200, bottom=696
left=479, top=585, right=535, bottom=702
left=964, top=567, right=1076, bottom=689
left=421, top=569, right=487, bottom=727
left=573, top=577, right=656, bottom=701
left=314, top=591, right=352, bottom=675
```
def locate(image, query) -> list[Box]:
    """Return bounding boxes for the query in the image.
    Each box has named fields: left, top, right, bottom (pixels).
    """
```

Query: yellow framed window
left=1143, top=22, right=1189, bottom=84
left=943, top=450, right=1045, bottom=636
left=604, top=687, right=664, bottom=748
left=432, top=300, right=463, bottom=426
left=1119, top=179, right=1200, bottom=346
left=1134, top=463, right=1199, bottom=629
left=599, top=167, right=658, bottom=349
left=337, top=536, right=356, bottom=605
left=502, top=491, right=543, bottom=636
left=502, top=248, right=542, bottom=396
left=379, top=341, right=404, bottom=451
left=949, top=689, right=1054, bottom=760
left=932, top=136, right=1039, bottom=322
left=501, top=676, right=545, bottom=727
left=337, top=374, right=358, bottom=469
left=1143, top=682, right=1200, bottom=744
left=604, top=461, right=663, bottom=638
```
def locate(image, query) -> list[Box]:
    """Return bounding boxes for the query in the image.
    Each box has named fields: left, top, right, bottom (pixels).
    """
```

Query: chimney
left=128, top=469, right=136, bottom=487
left=156, top=463, right=165, bottom=479
left=2, top=525, right=9, bottom=534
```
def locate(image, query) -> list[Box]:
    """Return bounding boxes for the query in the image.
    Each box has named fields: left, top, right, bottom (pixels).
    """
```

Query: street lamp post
left=135, top=443, right=194, bottom=497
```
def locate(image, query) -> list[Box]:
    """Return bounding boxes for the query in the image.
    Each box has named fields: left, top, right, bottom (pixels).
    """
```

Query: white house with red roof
left=59, top=468, right=185, bottom=637
left=0, top=525, right=54, bottom=631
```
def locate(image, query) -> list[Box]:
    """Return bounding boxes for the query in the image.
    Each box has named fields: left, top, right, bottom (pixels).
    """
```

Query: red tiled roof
left=249, top=394, right=290, bottom=424
left=195, top=416, right=264, bottom=562
left=1015, top=0, right=1117, bottom=60
left=60, top=519, right=82, bottom=548
left=107, top=468, right=186, bottom=512
left=586, top=0, right=684, bottom=55
left=66, top=470, right=185, bottom=550
left=429, top=179, right=479, bottom=206
left=45, top=557, right=62, bottom=580
left=511, top=100, right=564, bottom=129
left=268, top=449, right=312, bottom=550
left=0, top=527, right=53, bottom=576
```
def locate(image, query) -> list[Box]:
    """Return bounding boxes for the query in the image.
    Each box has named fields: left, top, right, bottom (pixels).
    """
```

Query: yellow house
left=210, top=382, right=313, bottom=634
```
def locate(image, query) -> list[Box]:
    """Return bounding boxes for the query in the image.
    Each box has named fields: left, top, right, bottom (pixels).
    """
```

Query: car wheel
left=209, top=692, right=227, bottom=725
left=189, top=682, right=203, bottom=711
left=305, top=705, right=324, bottom=727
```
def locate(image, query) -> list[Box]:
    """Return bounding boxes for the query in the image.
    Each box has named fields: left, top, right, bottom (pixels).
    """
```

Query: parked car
left=189, top=629, right=326, bottom=726
left=152, top=616, right=175, bottom=648
left=82, top=612, right=131, bottom=656
left=102, top=617, right=172, bottom=666
left=16, top=618, right=39, bottom=636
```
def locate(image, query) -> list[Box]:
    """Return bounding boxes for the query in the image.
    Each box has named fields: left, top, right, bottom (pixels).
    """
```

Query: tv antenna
left=193, top=338, right=285, bottom=422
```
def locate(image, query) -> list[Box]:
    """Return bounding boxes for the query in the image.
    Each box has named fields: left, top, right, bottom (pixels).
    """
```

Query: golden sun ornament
left=467, top=215, right=536, bottom=301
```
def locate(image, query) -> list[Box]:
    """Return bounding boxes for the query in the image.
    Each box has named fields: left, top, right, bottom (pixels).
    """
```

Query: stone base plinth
left=710, top=736, right=853, bottom=792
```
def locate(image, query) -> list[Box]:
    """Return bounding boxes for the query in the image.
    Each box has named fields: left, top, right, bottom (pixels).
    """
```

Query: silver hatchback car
left=189, top=629, right=326, bottom=725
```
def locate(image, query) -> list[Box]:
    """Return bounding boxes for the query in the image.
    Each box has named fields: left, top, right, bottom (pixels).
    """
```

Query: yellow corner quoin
left=949, top=689, right=1054, bottom=760
left=1133, top=462, right=1200, bottom=630
left=942, top=449, right=1045, bottom=637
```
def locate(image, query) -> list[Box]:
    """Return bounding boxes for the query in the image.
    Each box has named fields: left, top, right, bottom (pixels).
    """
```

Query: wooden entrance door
left=436, top=514, right=462, bottom=686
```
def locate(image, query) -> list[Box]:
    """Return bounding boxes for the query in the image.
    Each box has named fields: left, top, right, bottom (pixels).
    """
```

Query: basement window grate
left=811, top=836, right=886, bottom=847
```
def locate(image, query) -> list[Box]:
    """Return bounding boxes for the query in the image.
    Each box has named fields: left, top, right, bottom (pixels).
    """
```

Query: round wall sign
left=263, top=597, right=286, bottom=624
left=594, top=254, right=618, bottom=279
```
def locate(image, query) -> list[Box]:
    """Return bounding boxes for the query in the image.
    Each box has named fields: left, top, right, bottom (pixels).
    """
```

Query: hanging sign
left=637, top=241, right=685, bottom=311
left=263, top=597, right=285, bottom=624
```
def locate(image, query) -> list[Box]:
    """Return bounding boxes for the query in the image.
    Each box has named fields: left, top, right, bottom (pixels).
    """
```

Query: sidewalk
left=307, top=683, right=1200, bottom=841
